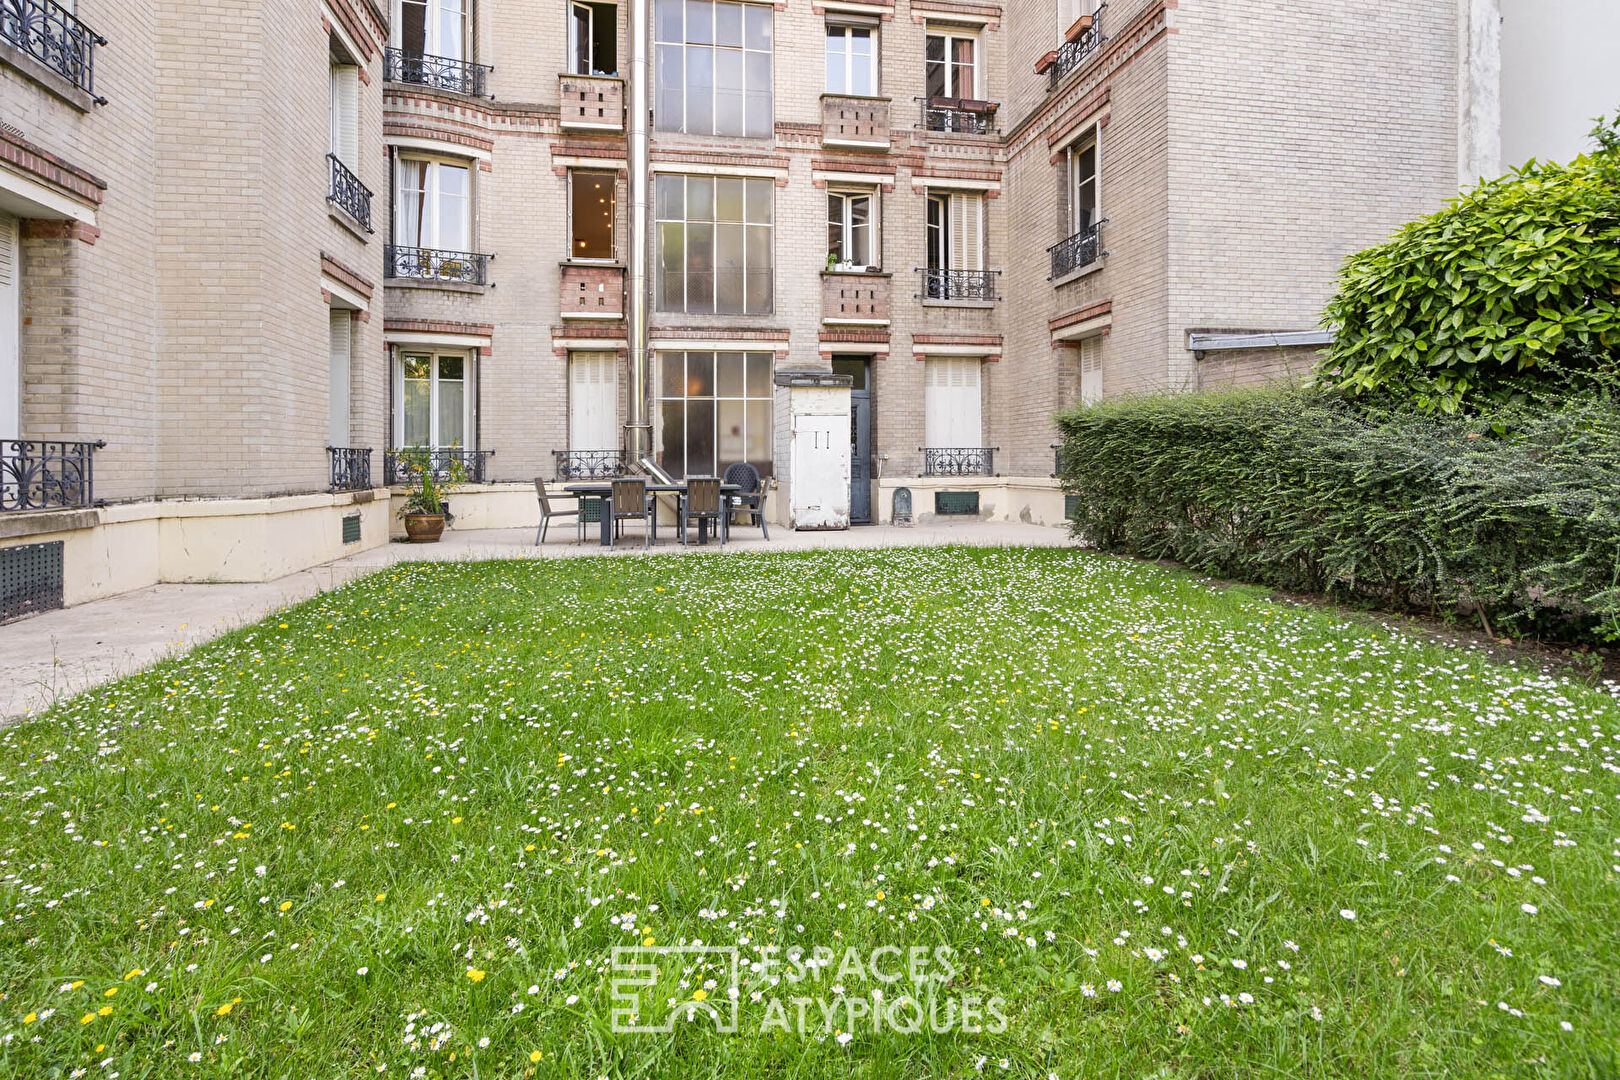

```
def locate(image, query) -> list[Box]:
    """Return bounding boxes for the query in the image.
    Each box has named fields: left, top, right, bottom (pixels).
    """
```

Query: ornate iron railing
left=384, top=448, right=493, bottom=485
left=385, top=245, right=491, bottom=285
left=1048, top=222, right=1103, bottom=279
left=553, top=449, right=628, bottom=480
left=327, top=446, right=373, bottom=492
left=0, top=438, right=104, bottom=511
left=327, top=153, right=373, bottom=232
left=1052, top=443, right=1067, bottom=477
left=0, top=0, right=105, bottom=100
left=920, top=268, right=1000, bottom=302
left=1049, top=4, right=1105, bottom=88
left=385, top=47, right=491, bottom=97
left=918, top=97, right=996, bottom=135
left=922, top=447, right=996, bottom=477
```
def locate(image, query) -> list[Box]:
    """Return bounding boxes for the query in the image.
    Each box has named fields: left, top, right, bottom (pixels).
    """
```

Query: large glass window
left=924, top=30, right=976, bottom=99
left=658, top=351, right=773, bottom=478
left=571, top=170, right=616, bottom=259
left=399, top=0, right=466, bottom=59
left=827, top=190, right=872, bottom=269
left=397, top=352, right=471, bottom=450
left=825, top=24, right=874, bottom=96
left=655, top=174, right=774, bottom=314
left=1069, top=138, right=1097, bottom=234
left=395, top=157, right=471, bottom=251
left=654, top=0, right=773, bottom=138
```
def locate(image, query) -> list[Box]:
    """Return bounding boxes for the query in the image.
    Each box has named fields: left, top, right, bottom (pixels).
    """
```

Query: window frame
left=394, top=152, right=473, bottom=253
left=570, top=0, right=620, bottom=75
left=1067, top=134, right=1098, bottom=237
left=653, top=0, right=775, bottom=139
left=394, top=0, right=468, bottom=60
left=924, top=28, right=978, bottom=100
left=655, top=350, right=775, bottom=479
left=827, top=188, right=876, bottom=271
left=824, top=22, right=876, bottom=96
left=394, top=348, right=475, bottom=451
left=569, top=169, right=618, bottom=262
left=654, top=173, right=775, bottom=316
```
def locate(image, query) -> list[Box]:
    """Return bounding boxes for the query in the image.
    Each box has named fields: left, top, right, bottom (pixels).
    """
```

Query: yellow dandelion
left=691, top=989, right=707, bottom=1002
left=466, top=968, right=486, bottom=983
left=215, top=1002, right=234, bottom=1017
left=80, top=1013, right=94, bottom=1024
left=375, top=892, right=387, bottom=902
left=22, top=1013, right=35, bottom=1024
left=97, top=1006, right=113, bottom=1016
left=279, top=901, right=293, bottom=912
left=529, top=1051, right=543, bottom=1063
left=104, top=987, right=118, bottom=997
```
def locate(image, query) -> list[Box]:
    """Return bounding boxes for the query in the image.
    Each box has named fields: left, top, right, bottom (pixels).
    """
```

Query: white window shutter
left=0, top=212, right=17, bottom=439
left=332, top=65, right=359, bottom=168
left=925, top=358, right=981, bottom=448
left=570, top=352, right=617, bottom=450
left=948, top=193, right=982, bottom=271
left=328, top=310, right=352, bottom=447
left=1079, top=337, right=1102, bottom=406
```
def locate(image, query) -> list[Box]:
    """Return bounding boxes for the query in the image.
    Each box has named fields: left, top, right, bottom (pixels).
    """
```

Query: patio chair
left=609, top=476, right=655, bottom=549
left=681, top=476, right=725, bottom=548
left=534, top=477, right=583, bottom=544
left=722, top=462, right=769, bottom=540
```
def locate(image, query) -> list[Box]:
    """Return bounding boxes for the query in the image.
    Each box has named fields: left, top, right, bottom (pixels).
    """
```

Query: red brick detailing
left=551, top=324, right=629, bottom=340
left=321, top=251, right=376, bottom=299
left=649, top=148, right=791, bottom=173
left=911, top=332, right=1003, bottom=360
left=822, top=272, right=891, bottom=323
left=909, top=0, right=1000, bottom=30
left=385, top=318, right=494, bottom=337
left=820, top=328, right=891, bottom=346
left=558, top=75, right=625, bottom=132
left=0, top=128, right=107, bottom=208
left=1048, top=299, right=1112, bottom=333
left=385, top=118, right=497, bottom=155
left=559, top=264, right=626, bottom=320
left=326, top=0, right=380, bottom=60
left=21, top=220, right=99, bottom=245
left=650, top=327, right=792, bottom=342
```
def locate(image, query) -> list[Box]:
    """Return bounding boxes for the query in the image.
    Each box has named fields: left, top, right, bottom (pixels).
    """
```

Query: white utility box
left=776, top=370, right=852, bottom=531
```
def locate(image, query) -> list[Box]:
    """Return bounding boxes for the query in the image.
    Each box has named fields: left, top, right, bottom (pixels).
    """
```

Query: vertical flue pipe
left=626, top=0, right=651, bottom=459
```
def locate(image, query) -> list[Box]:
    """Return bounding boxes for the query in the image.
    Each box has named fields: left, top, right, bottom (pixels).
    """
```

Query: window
left=1078, top=337, right=1102, bottom=406
left=396, top=352, right=472, bottom=450
left=827, top=190, right=873, bottom=269
left=570, top=352, right=618, bottom=449
left=329, top=310, right=352, bottom=447
left=825, top=24, right=874, bottom=96
left=398, top=0, right=467, bottom=60
left=1057, top=0, right=1100, bottom=36
left=570, top=170, right=616, bottom=259
left=570, top=1, right=618, bottom=75
left=0, top=213, right=17, bottom=439
left=395, top=156, right=470, bottom=252
left=657, top=351, right=773, bottom=478
left=924, top=358, right=982, bottom=449
left=1068, top=137, right=1097, bottom=235
left=654, top=0, right=773, bottom=138
left=924, top=30, right=976, bottom=99
left=329, top=57, right=359, bottom=170
left=655, top=174, right=774, bottom=314
left=925, top=192, right=982, bottom=270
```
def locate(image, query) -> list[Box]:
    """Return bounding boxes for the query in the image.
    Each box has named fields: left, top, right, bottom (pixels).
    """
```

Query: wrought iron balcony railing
left=1, top=438, right=104, bottom=511
left=922, top=447, right=996, bottom=478
left=385, top=47, right=491, bottom=97
left=553, top=449, right=628, bottom=480
left=385, top=245, right=491, bottom=285
left=327, top=153, right=373, bottom=232
left=327, top=446, right=373, bottom=492
left=0, top=0, right=105, bottom=101
left=1050, top=4, right=1105, bottom=88
left=917, top=97, right=996, bottom=135
left=384, top=448, right=493, bottom=485
left=1048, top=222, right=1103, bottom=279
left=1052, top=443, right=1067, bottom=478
left=920, top=267, right=1000, bottom=302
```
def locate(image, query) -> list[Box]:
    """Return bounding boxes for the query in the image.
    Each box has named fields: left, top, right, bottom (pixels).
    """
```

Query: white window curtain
left=570, top=352, right=618, bottom=450
left=924, top=358, right=982, bottom=448
left=395, top=157, right=471, bottom=251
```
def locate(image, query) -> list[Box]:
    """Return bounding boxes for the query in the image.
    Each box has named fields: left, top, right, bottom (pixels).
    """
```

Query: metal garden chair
left=722, top=461, right=769, bottom=540
left=609, top=476, right=655, bottom=549
left=534, top=477, right=583, bottom=544
left=680, top=476, right=725, bottom=548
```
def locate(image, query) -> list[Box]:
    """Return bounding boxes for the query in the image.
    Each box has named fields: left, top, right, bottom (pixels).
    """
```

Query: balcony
left=821, top=270, right=890, bottom=325
left=384, top=47, right=490, bottom=97
left=1048, top=4, right=1105, bottom=88
left=821, top=95, right=890, bottom=150
left=0, top=0, right=105, bottom=102
left=559, top=262, right=625, bottom=320
left=1, top=438, right=104, bottom=511
left=558, top=73, right=624, bottom=132
left=1047, top=222, right=1103, bottom=280
left=385, top=448, right=493, bottom=485
left=386, top=245, right=492, bottom=286
left=919, top=268, right=1000, bottom=303
left=554, top=449, right=628, bottom=480
left=327, top=447, right=373, bottom=492
left=327, top=153, right=373, bottom=232
left=917, top=97, right=997, bottom=136
left=922, top=447, right=996, bottom=478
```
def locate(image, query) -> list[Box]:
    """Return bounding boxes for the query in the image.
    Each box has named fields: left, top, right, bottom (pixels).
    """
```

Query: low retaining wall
left=872, top=476, right=1068, bottom=527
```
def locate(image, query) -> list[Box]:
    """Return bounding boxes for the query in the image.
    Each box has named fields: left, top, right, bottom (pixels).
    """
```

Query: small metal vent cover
left=341, top=514, right=362, bottom=545
left=934, top=491, right=980, bottom=516
left=1, top=541, right=64, bottom=623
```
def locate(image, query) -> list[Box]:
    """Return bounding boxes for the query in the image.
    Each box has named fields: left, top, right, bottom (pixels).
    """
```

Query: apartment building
left=0, top=0, right=1583, bottom=612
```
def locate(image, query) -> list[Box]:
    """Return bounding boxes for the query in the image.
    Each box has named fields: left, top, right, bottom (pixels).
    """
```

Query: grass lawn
left=1, top=547, right=1617, bottom=1079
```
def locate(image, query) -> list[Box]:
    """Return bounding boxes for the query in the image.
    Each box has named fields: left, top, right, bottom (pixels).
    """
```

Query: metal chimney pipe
left=625, top=0, right=651, bottom=460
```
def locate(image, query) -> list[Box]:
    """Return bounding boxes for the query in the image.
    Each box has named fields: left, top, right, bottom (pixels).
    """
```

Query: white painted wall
left=1499, top=0, right=1620, bottom=168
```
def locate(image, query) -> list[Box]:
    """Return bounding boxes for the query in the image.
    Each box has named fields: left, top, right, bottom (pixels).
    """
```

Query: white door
left=924, top=357, right=981, bottom=448
left=328, top=309, right=351, bottom=446
left=570, top=351, right=617, bottom=449
left=0, top=213, right=17, bottom=438
left=788, top=387, right=850, bottom=530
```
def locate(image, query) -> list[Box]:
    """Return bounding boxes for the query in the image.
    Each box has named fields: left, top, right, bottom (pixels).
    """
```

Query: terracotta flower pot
left=1065, top=13, right=1094, bottom=42
left=1035, top=50, right=1058, bottom=75
left=404, top=513, right=446, bottom=543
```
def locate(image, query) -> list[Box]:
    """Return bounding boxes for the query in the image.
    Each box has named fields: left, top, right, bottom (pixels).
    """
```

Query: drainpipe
left=625, top=0, right=651, bottom=460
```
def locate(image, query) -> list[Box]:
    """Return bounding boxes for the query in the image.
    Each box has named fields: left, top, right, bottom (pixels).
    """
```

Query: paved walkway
left=0, top=521, right=1074, bottom=720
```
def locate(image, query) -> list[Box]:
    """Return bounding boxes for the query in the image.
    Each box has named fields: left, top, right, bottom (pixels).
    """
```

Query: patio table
left=563, top=481, right=740, bottom=547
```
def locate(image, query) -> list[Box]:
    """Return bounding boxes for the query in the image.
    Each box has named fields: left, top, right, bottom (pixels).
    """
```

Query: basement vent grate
left=934, top=491, right=980, bottom=516
left=1065, top=494, right=1080, bottom=521
left=0, top=542, right=64, bottom=623
left=341, top=514, right=362, bottom=545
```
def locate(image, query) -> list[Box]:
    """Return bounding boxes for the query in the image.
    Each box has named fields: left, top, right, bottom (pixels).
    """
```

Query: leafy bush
left=1319, top=118, right=1620, bottom=414
left=1056, top=385, right=1620, bottom=642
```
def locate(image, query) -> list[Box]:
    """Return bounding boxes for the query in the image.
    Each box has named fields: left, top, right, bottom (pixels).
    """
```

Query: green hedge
left=1055, top=386, right=1620, bottom=642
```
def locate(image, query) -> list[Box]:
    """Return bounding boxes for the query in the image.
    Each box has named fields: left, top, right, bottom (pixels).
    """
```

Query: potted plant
left=827, top=250, right=839, bottom=272
left=397, top=447, right=467, bottom=543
